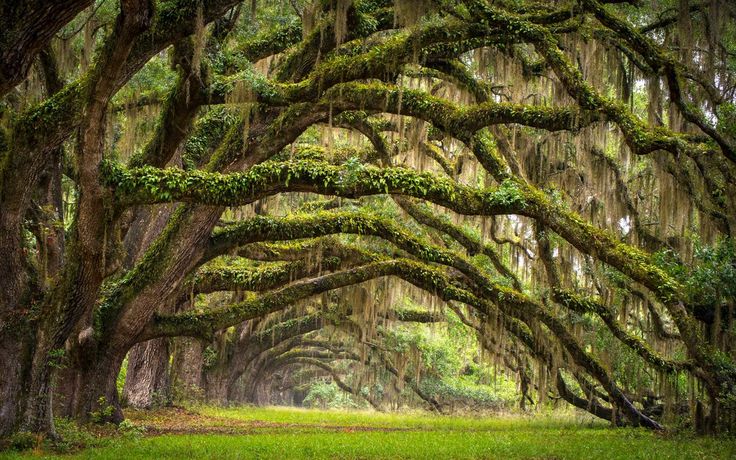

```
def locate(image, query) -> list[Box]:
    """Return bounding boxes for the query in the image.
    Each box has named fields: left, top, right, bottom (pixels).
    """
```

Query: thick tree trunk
left=0, top=331, right=33, bottom=437
left=226, top=344, right=270, bottom=403
left=224, top=329, right=258, bottom=402
left=122, top=338, right=171, bottom=408
left=0, top=203, right=34, bottom=426
left=243, top=355, right=271, bottom=405
left=72, top=349, right=126, bottom=424
left=53, top=366, right=83, bottom=420
left=22, top=355, right=56, bottom=436
left=22, top=320, right=75, bottom=436
left=170, top=337, right=204, bottom=397
left=204, top=363, right=230, bottom=404
left=252, top=375, right=270, bottom=406
left=227, top=375, right=248, bottom=403
left=16, top=1, right=155, bottom=436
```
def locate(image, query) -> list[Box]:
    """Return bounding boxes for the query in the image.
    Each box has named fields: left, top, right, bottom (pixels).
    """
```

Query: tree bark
left=0, top=0, right=92, bottom=97
left=72, top=349, right=127, bottom=424
left=170, top=337, right=205, bottom=398
left=122, top=338, right=171, bottom=408
left=0, top=331, right=33, bottom=437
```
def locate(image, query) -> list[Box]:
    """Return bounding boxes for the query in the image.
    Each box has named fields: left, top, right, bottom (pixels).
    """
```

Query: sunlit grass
left=200, top=405, right=604, bottom=431
left=2, top=406, right=735, bottom=459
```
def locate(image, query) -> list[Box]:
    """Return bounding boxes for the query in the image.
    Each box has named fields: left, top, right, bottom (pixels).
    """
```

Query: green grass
left=201, top=406, right=602, bottom=430
left=2, top=407, right=735, bottom=459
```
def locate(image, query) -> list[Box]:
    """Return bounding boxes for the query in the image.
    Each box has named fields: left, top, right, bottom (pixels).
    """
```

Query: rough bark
left=170, top=337, right=205, bottom=397
left=0, top=331, right=33, bottom=437
left=68, top=346, right=127, bottom=425
left=0, top=0, right=91, bottom=97
left=122, top=338, right=171, bottom=409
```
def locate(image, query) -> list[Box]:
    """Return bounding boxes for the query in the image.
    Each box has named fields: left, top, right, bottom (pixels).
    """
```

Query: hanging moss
left=552, top=288, right=691, bottom=373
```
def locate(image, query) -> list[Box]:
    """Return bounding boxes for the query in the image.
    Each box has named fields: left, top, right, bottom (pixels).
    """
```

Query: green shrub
left=303, top=381, right=363, bottom=409
left=89, top=396, right=115, bottom=424
left=52, top=417, right=98, bottom=453
left=5, top=430, right=37, bottom=451
left=118, top=419, right=146, bottom=437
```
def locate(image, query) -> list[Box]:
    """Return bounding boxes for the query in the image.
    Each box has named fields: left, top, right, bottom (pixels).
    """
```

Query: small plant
left=202, top=345, right=218, bottom=368
left=118, top=419, right=146, bottom=437
left=89, top=396, right=115, bottom=424
left=150, top=389, right=171, bottom=408
left=171, top=381, right=206, bottom=405
left=5, top=430, right=37, bottom=451
left=52, top=417, right=99, bottom=453
left=48, top=348, right=67, bottom=370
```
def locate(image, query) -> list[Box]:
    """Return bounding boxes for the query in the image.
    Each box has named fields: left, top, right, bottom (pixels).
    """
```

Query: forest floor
left=2, top=406, right=735, bottom=459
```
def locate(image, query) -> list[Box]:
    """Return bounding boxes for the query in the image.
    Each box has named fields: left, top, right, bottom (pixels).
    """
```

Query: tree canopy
left=1, top=0, right=735, bottom=439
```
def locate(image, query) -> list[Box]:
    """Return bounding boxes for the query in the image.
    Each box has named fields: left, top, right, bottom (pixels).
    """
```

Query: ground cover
left=2, top=407, right=734, bottom=459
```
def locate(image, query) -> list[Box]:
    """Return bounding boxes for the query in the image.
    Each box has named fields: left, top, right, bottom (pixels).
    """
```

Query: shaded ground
left=3, top=407, right=736, bottom=459
left=125, top=407, right=413, bottom=435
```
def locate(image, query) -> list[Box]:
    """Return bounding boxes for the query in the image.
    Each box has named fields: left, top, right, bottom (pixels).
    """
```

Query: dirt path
left=125, top=407, right=413, bottom=436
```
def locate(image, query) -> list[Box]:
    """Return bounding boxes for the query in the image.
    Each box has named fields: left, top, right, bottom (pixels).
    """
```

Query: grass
left=200, top=405, right=606, bottom=430
left=2, top=406, right=735, bottom=459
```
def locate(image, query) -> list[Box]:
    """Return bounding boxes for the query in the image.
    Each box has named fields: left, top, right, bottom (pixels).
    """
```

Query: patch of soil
left=125, top=407, right=413, bottom=436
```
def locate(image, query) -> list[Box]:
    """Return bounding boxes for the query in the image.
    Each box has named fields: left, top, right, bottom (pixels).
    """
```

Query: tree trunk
left=0, top=331, right=33, bottom=437
left=53, top=366, right=83, bottom=420
left=72, top=349, right=126, bottom=424
left=170, top=337, right=204, bottom=398
left=22, top=360, right=55, bottom=435
left=204, top=365, right=230, bottom=404
left=122, top=338, right=171, bottom=408
left=241, top=355, right=268, bottom=405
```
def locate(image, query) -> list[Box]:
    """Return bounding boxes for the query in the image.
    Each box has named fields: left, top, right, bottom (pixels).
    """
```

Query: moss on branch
left=553, top=289, right=692, bottom=373
left=325, top=81, right=602, bottom=138
left=193, top=255, right=356, bottom=294
left=393, top=307, right=445, bottom=323
left=146, top=258, right=487, bottom=339
left=236, top=20, right=303, bottom=63
left=103, top=159, right=529, bottom=215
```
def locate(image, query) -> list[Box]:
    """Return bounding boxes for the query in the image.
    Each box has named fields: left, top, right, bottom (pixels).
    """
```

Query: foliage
left=89, top=398, right=115, bottom=425
left=49, top=418, right=101, bottom=454
left=116, top=356, right=128, bottom=401
left=419, top=376, right=508, bottom=411
left=653, top=238, right=736, bottom=306
left=302, top=381, right=362, bottom=410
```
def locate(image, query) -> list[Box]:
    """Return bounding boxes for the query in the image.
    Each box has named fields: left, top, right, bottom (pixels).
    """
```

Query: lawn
left=2, top=407, right=734, bottom=459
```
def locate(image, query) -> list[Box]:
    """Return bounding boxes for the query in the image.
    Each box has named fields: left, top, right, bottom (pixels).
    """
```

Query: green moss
left=237, top=20, right=302, bottom=62
left=553, top=289, right=689, bottom=372
left=102, top=159, right=528, bottom=216
left=13, top=77, right=89, bottom=152
left=181, top=107, right=239, bottom=169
